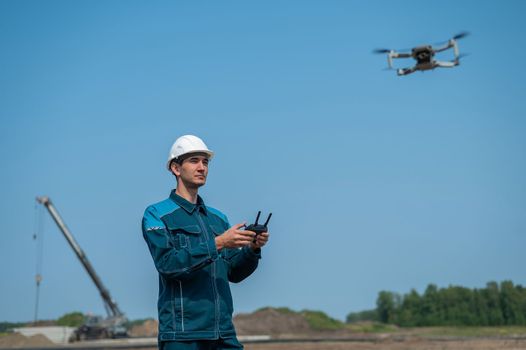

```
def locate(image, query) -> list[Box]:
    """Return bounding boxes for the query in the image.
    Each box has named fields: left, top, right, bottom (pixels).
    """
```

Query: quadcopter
left=374, top=32, right=469, bottom=76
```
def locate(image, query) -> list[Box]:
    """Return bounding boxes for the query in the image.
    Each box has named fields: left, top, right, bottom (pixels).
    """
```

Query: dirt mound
left=0, top=333, right=54, bottom=348
left=129, top=319, right=158, bottom=337
left=234, top=308, right=312, bottom=336
left=29, top=320, right=56, bottom=327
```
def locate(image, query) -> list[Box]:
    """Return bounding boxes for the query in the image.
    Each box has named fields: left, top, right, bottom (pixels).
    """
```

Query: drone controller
left=245, top=211, right=272, bottom=243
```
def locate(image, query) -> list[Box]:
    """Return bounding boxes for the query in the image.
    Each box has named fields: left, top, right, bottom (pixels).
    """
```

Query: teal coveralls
left=142, top=191, right=261, bottom=349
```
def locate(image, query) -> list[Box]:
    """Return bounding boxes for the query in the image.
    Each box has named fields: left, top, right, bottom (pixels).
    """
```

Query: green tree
left=421, top=284, right=440, bottom=326
left=397, top=289, right=421, bottom=327
left=500, top=281, right=525, bottom=325
left=56, top=312, right=85, bottom=327
left=367, top=281, right=526, bottom=327
left=473, top=288, right=489, bottom=326
left=376, top=291, right=399, bottom=324
left=484, top=281, right=504, bottom=326
left=518, top=285, right=526, bottom=325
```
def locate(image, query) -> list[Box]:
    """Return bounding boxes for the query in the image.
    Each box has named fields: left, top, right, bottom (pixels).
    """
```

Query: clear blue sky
left=1, top=1, right=525, bottom=323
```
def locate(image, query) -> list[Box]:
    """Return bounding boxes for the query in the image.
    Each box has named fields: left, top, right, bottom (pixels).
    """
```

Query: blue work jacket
left=142, top=190, right=260, bottom=341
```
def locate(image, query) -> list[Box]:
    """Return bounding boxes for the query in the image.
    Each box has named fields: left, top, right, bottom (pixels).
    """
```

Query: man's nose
left=196, top=161, right=206, bottom=170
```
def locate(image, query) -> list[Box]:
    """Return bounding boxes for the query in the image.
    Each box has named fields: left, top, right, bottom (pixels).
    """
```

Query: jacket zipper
left=196, top=212, right=220, bottom=336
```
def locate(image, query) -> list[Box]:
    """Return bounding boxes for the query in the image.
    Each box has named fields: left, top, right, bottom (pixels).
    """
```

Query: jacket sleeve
left=226, top=246, right=261, bottom=283
left=142, top=206, right=218, bottom=281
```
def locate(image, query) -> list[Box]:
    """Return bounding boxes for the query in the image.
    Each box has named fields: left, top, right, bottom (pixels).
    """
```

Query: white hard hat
left=167, top=135, right=214, bottom=171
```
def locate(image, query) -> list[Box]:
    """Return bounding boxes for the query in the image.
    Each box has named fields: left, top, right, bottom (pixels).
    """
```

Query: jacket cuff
left=243, top=245, right=261, bottom=259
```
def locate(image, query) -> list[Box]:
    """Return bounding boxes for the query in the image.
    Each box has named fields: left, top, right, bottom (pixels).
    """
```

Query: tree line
left=347, top=281, right=526, bottom=326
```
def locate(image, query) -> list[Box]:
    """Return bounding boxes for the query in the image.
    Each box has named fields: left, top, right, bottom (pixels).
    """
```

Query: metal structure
left=36, top=196, right=128, bottom=341
left=374, top=32, right=469, bottom=76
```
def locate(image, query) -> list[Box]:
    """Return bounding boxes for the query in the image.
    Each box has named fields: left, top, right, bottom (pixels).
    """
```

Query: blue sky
left=1, top=1, right=525, bottom=323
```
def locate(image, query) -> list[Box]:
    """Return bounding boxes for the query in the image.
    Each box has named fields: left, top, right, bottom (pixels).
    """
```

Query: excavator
left=36, top=196, right=128, bottom=341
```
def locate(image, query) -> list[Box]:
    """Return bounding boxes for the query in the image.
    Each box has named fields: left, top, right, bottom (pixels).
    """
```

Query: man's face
left=172, top=154, right=209, bottom=189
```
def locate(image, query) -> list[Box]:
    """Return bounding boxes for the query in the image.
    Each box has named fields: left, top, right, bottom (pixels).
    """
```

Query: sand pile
left=129, top=319, right=158, bottom=337
left=234, top=308, right=311, bottom=336
left=0, top=333, right=54, bottom=348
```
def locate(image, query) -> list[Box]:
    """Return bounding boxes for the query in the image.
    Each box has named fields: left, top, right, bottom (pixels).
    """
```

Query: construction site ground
left=3, top=334, right=526, bottom=350
left=246, top=338, right=526, bottom=350
left=3, top=309, right=526, bottom=349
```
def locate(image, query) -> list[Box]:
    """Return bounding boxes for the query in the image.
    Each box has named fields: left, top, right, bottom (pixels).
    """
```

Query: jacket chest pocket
left=209, top=224, right=225, bottom=237
left=167, top=224, right=204, bottom=250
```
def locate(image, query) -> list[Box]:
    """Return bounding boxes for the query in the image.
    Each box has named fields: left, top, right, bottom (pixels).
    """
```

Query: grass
left=255, top=307, right=346, bottom=330
left=300, top=310, right=345, bottom=330
left=346, top=322, right=398, bottom=333
left=410, top=326, right=526, bottom=338
left=256, top=306, right=296, bottom=315
left=343, top=322, right=526, bottom=337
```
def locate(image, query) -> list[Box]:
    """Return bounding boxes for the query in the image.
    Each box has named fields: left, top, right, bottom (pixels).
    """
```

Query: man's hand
left=215, top=223, right=256, bottom=250
left=250, top=231, right=269, bottom=251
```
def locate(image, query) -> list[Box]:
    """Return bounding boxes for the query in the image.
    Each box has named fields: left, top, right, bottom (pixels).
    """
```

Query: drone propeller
left=453, top=31, right=470, bottom=40
left=372, top=48, right=392, bottom=54
left=433, top=32, right=471, bottom=46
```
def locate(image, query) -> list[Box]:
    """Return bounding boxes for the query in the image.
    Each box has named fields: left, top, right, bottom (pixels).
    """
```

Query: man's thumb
left=233, top=222, right=246, bottom=230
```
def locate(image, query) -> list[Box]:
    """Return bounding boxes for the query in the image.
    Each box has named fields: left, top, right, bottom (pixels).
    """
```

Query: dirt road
left=245, top=339, right=526, bottom=350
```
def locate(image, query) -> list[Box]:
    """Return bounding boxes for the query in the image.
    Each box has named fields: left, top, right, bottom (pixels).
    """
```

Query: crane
left=36, top=196, right=128, bottom=340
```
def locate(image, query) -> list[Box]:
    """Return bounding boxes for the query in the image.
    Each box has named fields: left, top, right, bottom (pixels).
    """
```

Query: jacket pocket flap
left=167, top=224, right=202, bottom=235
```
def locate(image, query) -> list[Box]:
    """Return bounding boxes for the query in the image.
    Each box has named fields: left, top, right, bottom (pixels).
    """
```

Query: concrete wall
left=13, top=326, right=76, bottom=344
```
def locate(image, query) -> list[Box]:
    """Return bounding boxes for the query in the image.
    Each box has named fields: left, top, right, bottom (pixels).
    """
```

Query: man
left=142, top=135, right=269, bottom=350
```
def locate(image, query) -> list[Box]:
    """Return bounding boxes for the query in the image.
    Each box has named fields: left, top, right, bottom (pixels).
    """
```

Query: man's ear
left=170, top=161, right=181, bottom=177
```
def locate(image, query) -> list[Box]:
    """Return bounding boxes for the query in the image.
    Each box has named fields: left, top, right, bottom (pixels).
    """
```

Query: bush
left=56, top=312, right=85, bottom=327
left=346, top=309, right=378, bottom=323
left=255, top=306, right=296, bottom=315
left=300, top=310, right=345, bottom=330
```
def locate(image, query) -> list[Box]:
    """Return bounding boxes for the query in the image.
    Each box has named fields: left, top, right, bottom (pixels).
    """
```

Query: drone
left=374, top=32, right=469, bottom=76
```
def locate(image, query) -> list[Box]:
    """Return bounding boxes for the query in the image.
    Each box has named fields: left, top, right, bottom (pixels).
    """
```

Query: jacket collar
left=169, top=189, right=207, bottom=215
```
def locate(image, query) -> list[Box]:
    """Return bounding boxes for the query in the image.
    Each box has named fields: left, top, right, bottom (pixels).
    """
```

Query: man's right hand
left=215, top=223, right=256, bottom=250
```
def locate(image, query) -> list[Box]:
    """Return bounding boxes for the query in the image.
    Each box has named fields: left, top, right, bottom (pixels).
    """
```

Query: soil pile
left=0, top=333, right=54, bottom=348
left=129, top=319, right=158, bottom=337
left=29, top=320, right=56, bottom=327
left=234, top=308, right=311, bottom=336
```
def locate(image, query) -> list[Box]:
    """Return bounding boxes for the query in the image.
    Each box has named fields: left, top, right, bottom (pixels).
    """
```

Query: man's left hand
left=250, top=232, right=269, bottom=251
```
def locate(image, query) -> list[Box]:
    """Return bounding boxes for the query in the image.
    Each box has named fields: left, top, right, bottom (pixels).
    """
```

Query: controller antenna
left=263, top=213, right=272, bottom=226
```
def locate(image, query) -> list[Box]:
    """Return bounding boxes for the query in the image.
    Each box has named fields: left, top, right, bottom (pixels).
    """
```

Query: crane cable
left=33, top=201, right=45, bottom=325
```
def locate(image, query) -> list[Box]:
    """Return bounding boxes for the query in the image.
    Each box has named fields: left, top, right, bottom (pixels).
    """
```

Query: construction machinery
left=36, top=196, right=128, bottom=341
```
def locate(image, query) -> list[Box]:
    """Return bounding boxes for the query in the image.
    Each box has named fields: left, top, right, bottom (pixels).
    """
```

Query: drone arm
left=453, top=40, right=459, bottom=58
left=387, top=51, right=411, bottom=69
left=435, top=60, right=457, bottom=68
left=390, top=51, right=412, bottom=59
left=434, top=41, right=453, bottom=53
left=387, top=52, right=393, bottom=69
left=397, top=66, right=417, bottom=76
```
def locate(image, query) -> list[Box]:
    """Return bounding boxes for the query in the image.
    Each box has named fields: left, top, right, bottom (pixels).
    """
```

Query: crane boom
left=36, top=196, right=123, bottom=318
